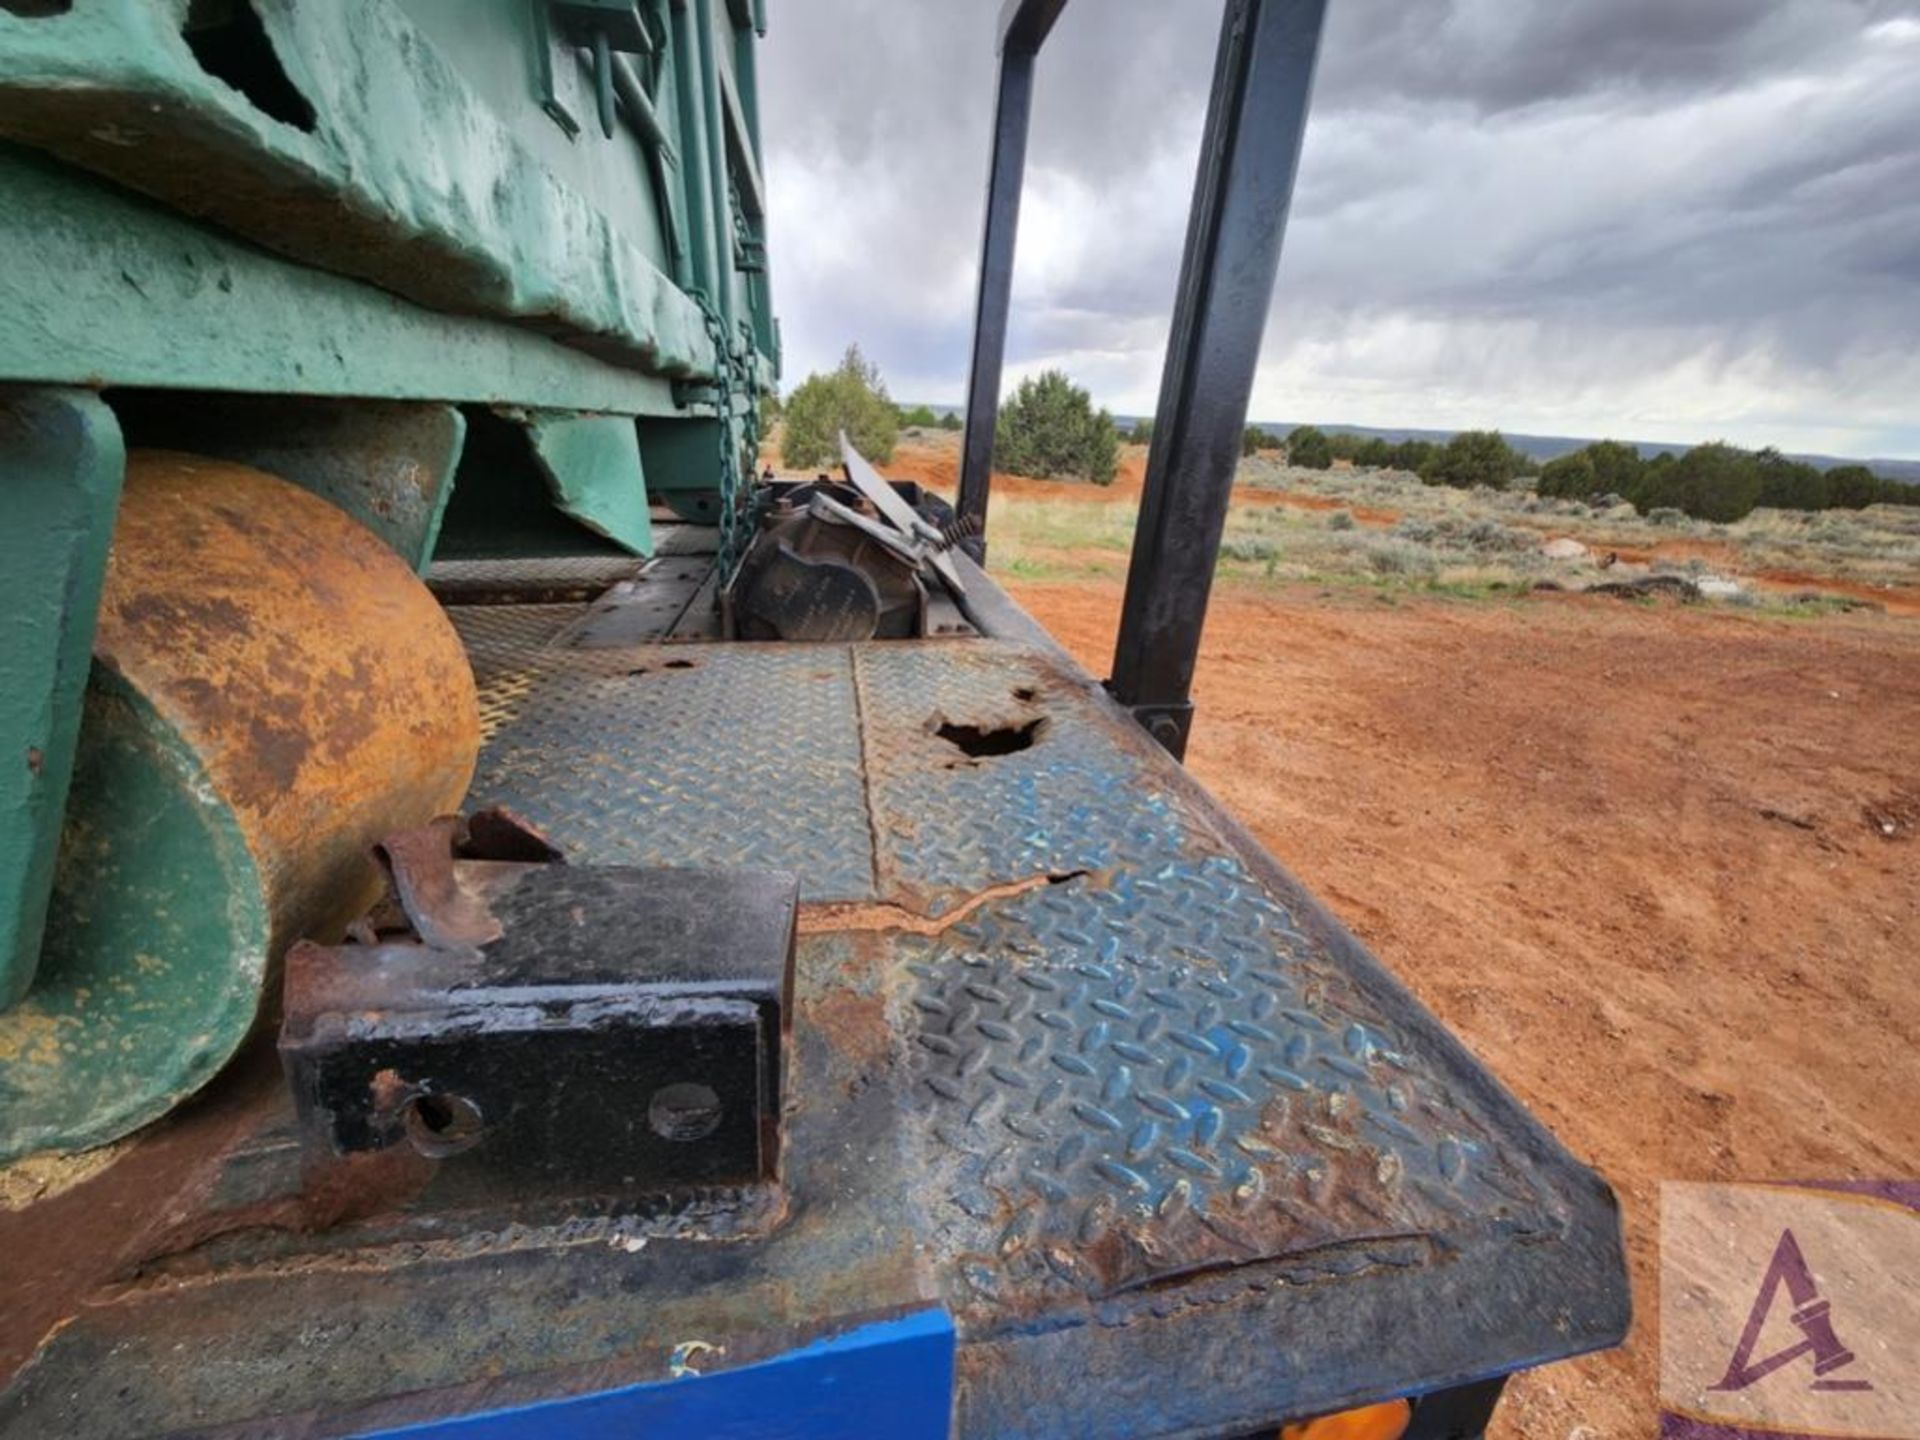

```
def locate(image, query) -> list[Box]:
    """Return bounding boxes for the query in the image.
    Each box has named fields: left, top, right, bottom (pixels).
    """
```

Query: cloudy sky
left=758, top=0, right=1920, bottom=460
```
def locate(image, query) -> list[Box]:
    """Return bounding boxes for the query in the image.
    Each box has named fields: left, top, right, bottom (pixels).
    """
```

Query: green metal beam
left=110, top=394, right=466, bottom=573
left=0, top=389, right=124, bottom=1009
left=718, top=53, right=767, bottom=221
left=0, top=0, right=715, bottom=377
left=668, top=0, right=723, bottom=311
left=0, top=147, right=687, bottom=416
left=692, top=0, right=737, bottom=336
left=525, top=411, right=655, bottom=557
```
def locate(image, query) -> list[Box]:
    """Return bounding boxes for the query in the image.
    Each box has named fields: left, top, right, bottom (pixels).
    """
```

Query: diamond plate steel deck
left=468, top=645, right=876, bottom=902
left=857, top=644, right=1195, bottom=914
left=445, top=603, right=587, bottom=739
left=902, top=858, right=1542, bottom=1310
left=2, top=596, right=1626, bottom=1440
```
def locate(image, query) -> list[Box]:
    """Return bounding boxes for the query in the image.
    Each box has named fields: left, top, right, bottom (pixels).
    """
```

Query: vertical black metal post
left=957, top=0, right=1069, bottom=553
left=1108, top=0, right=1327, bottom=759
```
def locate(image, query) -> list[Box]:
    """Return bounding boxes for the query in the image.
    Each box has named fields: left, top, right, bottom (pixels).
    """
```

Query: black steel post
left=957, top=0, right=1069, bottom=553
left=1107, top=0, right=1328, bottom=760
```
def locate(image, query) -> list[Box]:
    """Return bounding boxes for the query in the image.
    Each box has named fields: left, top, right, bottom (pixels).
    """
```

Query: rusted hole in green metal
left=935, top=716, right=1045, bottom=759
left=182, top=0, right=316, bottom=132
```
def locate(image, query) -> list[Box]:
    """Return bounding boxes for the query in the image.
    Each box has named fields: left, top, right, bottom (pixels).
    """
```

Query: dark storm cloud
left=761, top=0, right=1920, bottom=456
left=1312, top=0, right=1916, bottom=114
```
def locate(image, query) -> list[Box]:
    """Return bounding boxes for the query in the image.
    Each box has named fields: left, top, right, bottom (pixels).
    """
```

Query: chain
left=690, top=293, right=760, bottom=585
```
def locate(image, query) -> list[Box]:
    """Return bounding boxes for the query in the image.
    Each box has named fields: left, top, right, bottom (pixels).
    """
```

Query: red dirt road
left=1008, top=578, right=1920, bottom=1438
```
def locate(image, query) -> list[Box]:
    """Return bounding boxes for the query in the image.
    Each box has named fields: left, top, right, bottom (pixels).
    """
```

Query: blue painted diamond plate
left=855, top=644, right=1197, bottom=912
left=901, top=855, right=1554, bottom=1314
left=469, top=646, right=876, bottom=901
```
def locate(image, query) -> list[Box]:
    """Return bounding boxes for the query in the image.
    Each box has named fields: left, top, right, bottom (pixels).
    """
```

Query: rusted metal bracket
left=281, top=815, right=796, bottom=1202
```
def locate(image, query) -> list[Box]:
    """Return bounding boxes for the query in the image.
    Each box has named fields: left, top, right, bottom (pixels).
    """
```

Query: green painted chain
left=691, top=293, right=762, bottom=584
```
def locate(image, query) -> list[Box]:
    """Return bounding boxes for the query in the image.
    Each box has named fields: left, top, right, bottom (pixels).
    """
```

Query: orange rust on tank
left=93, top=451, right=480, bottom=950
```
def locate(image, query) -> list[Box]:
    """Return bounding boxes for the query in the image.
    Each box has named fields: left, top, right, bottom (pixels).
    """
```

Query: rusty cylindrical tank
left=0, top=452, right=479, bottom=1163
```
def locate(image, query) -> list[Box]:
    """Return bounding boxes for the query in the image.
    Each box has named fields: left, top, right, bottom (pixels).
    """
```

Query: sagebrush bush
left=1464, top=519, right=1531, bottom=551
left=1219, top=536, right=1280, bottom=563
left=1394, top=518, right=1438, bottom=544
left=1364, top=538, right=1437, bottom=576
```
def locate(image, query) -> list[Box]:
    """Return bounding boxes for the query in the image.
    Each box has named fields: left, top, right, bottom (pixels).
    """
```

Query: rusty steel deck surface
left=0, top=560, right=1626, bottom=1439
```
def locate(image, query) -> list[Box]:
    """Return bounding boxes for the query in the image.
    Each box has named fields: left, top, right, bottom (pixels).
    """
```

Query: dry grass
left=986, top=454, right=1920, bottom=607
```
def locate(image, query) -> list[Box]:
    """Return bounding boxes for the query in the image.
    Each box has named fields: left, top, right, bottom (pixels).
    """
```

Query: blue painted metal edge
left=361, top=1309, right=956, bottom=1440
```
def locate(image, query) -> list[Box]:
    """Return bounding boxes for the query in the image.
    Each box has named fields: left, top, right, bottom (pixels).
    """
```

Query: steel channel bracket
left=282, top=822, right=797, bottom=1200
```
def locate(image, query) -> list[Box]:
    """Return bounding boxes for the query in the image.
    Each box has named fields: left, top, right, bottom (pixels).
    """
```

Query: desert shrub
left=1421, top=430, right=1528, bottom=491
left=1219, top=536, right=1280, bottom=563
left=1327, top=509, right=1356, bottom=531
left=1464, top=518, right=1531, bottom=551
left=1242, top=424, right=1283, bottom=457
left=1393, top=517, right=1438, bottom=544
left=1538, top=451, right=1596, bottom=499
left=1636, top=442, right=1761, bottom=522
left=1129, top=417, right=1155, bottom=446
left=900, top=404, right=939, bottom=429
left=1286, top=425, right=1333, bottom=469
left=759, top=390, right=783, bottom=432
left=1363, top=538, right=1437, bottom=576
left=781, top=344, right=899, bottom=468
left=1390, top=438, right=1438, bottom=472
left=1825, top=464, right=1879, bottom=509
left=995, top=370, right=1120, bottom=484
left=1755, top=448, right=1829, bottom=511
left=938, top=410, right=962, bottom=431
left=1647, top=506, right=1687, bottom=527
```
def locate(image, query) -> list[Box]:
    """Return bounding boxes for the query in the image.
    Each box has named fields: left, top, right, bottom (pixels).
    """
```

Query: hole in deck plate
left=182, top=0, right=316, bottom=131
left=649, top=1082, right=723, bottom=1142
left=1011, top=686, right=1038, bottom=703
left=402, top=1091, right=484, bottom=1158
left=0, top=2, right=73, bottom=15
left=934, top=716, right=1045, bottom=759
left=663, top=658, right=698, bottom=670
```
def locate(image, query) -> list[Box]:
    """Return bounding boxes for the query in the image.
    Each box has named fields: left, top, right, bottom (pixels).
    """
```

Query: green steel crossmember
left=0, top=390, right=124, bottom=1009
left=0, top=146, right=688, bottom=416
left=0, top=144, right=702, bottom=416
left=112, top=393, right=467, bottom=573
left=0, top=0, right=716, bottom=378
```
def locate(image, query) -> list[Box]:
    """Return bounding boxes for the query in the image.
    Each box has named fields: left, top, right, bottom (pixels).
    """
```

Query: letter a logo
left=1710, top=1228, right=1873, bottom=1394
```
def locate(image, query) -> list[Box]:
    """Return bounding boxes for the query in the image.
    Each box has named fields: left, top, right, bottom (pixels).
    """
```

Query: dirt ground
left=1007, top=576, right=1920, bottom=1437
